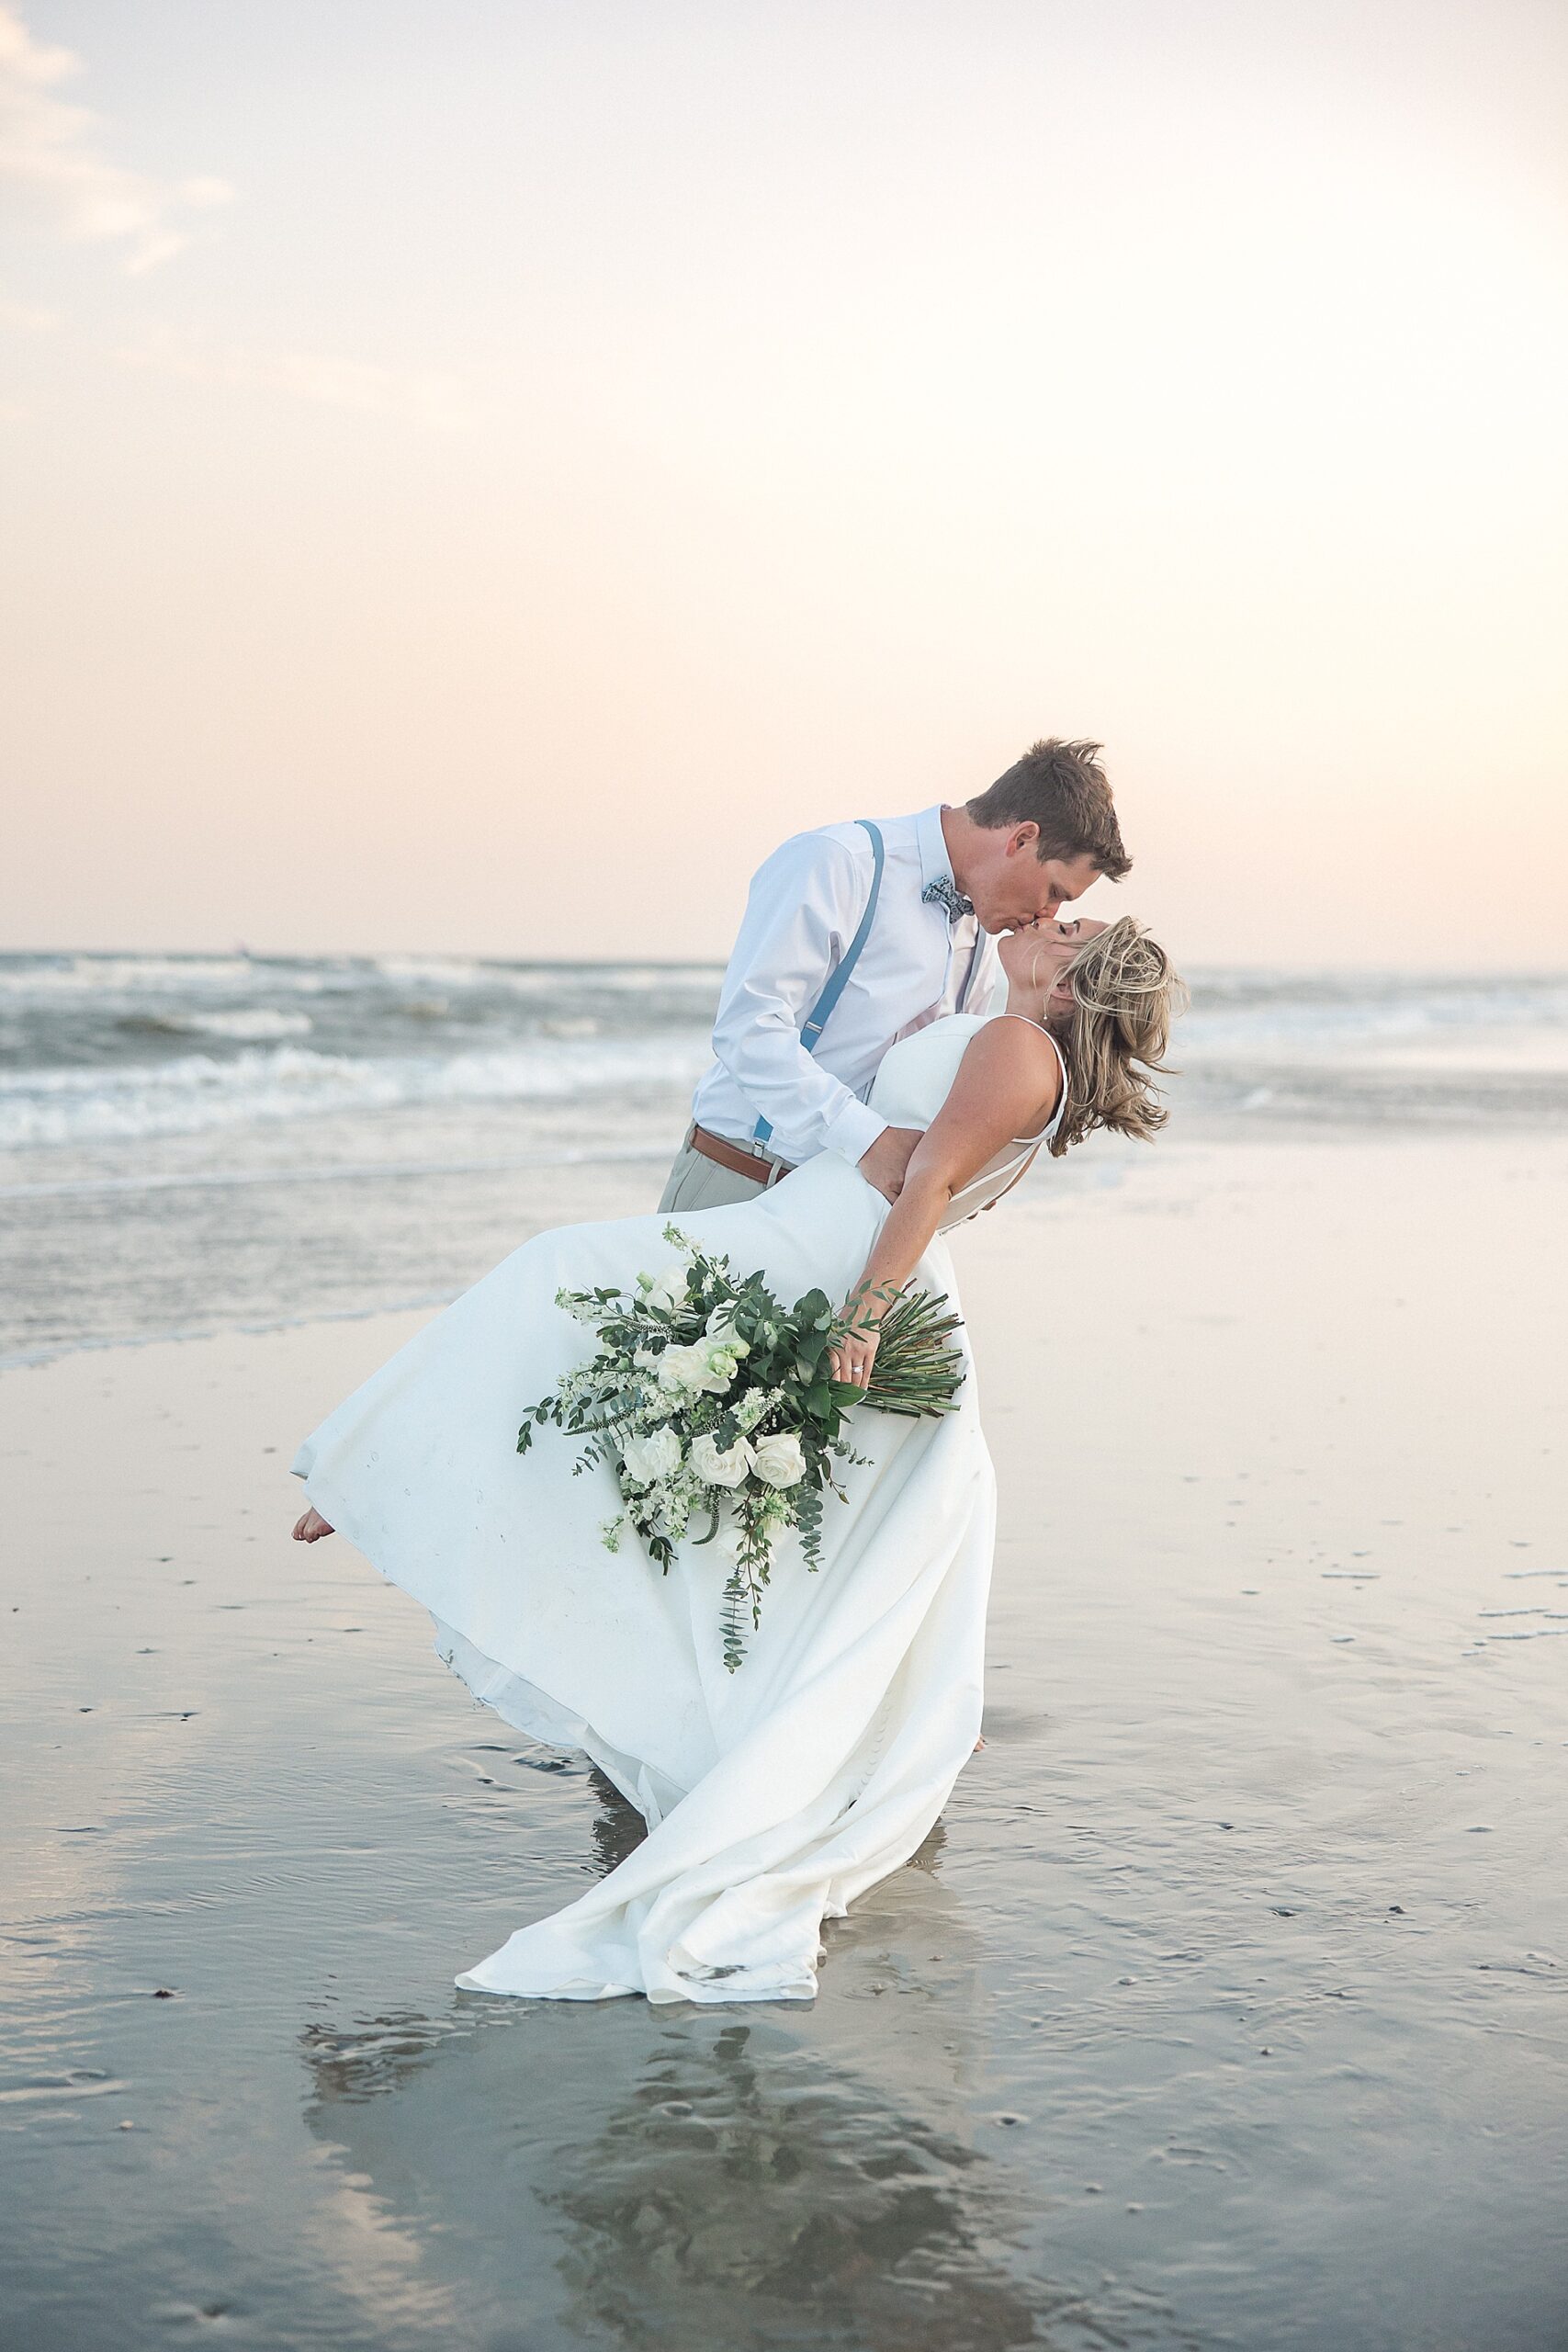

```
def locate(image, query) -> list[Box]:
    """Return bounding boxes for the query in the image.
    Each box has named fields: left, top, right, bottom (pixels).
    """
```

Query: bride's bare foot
left=973, top=1735, right=985, bottom=1752
left=292, top=1507, right=335, bottom=1542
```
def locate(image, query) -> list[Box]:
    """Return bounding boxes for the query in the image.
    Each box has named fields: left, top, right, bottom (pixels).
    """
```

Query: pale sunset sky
left=2, top=0, right=1564, bottom=967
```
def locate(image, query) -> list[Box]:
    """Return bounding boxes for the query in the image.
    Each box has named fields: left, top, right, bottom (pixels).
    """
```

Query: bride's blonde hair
left=1046, top=916, right=1187, bottom=1157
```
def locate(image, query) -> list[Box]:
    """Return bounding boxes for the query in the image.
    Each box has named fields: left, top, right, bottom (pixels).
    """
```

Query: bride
left=289, top=913, right=1183, bottom=2004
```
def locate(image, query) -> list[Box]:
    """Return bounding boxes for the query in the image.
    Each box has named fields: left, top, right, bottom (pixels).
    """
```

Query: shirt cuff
left=823, top=1097, right=887, bottom=1169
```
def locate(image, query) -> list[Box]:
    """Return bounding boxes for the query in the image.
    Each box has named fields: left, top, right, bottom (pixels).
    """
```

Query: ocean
left=4, top=952, right=1565, bottom=1365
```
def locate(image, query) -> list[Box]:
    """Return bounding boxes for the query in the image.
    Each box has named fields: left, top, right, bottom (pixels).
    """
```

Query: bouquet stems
left=841, top=1288, right=966, bottom=1419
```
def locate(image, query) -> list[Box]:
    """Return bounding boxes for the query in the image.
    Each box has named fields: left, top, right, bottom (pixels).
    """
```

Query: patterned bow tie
left=922, top=876, right=974, bottom=922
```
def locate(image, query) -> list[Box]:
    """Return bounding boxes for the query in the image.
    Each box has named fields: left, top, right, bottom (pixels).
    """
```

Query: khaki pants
left=658, top=1125, right=784, bottom=1215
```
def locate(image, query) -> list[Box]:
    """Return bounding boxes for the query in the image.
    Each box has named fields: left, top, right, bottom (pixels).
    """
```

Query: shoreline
left=8, top=1114, right=1567, bottom=1374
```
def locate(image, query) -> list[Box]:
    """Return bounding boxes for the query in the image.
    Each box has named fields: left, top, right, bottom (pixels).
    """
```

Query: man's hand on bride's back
left=857, top=1125, right=922, bottom=1203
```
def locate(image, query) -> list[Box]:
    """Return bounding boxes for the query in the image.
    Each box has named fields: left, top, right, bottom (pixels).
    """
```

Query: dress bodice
left=867, top=1012, right=1066, bottom=1230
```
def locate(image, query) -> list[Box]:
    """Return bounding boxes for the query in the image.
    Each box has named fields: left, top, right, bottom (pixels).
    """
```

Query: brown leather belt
left=689, top=1123, right=794, bottom=1187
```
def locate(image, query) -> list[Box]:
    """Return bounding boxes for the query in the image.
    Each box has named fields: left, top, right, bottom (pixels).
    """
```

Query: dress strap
left=939, top=1019, right=1068, bottom=1229
left=989, top=1013, right=1068, bottom=1145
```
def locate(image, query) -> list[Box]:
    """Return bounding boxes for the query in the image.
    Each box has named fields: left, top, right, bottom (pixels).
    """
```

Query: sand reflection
left=296, top=1780, right=1117, bottom=2350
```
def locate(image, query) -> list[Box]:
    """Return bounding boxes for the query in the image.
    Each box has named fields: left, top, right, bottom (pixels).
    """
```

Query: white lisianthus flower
left=751, top=1430, right=807, bottom=1489
left=705, top=1311, right=750, bottom=1353
left=659, top=1339, right=744, bottom=1397
left=655, top=1341, right=709, bottom=1396
left=637, top=1264, right=688, bottom=1313
left=621, top=1425, right=682, bottom=1487
left=689, top=1431, right=754, bottom=1489
left=698, top=1335, right=746, bottom=1392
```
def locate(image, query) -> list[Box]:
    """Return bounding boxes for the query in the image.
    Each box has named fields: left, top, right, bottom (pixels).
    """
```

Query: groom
left=660, top=738, right=1131, bottom=1214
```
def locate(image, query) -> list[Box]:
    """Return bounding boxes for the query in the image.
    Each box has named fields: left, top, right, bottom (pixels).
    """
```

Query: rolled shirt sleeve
left=708, top=831, right=890, bottom=1167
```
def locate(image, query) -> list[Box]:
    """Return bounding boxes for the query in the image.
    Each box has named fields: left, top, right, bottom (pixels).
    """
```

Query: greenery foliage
left=519, top=1224, right=965, bottom=1669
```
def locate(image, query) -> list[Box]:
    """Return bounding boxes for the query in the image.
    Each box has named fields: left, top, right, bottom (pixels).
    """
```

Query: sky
left=1, top=0, right=1564, bottom=968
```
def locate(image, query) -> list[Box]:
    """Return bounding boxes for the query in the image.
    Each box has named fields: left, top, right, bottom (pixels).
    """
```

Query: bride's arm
left=827, top=1022, right=1062, bottom=1387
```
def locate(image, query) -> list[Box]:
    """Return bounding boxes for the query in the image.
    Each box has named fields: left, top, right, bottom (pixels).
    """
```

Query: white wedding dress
left=291, top=1012, right=1066, bottom=2003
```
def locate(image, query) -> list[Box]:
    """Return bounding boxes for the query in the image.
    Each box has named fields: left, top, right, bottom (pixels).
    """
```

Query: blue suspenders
left=953, top=920, right=981, bottom=1013
left=753, top=819, right=886, bottom=1148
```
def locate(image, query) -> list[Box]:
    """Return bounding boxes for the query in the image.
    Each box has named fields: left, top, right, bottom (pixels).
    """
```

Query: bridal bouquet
left=518, top=1223, right=964, bottom=1670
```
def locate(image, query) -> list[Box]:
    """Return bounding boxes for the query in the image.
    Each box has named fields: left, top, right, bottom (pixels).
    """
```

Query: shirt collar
left=915, top=804, right=956, bottom=897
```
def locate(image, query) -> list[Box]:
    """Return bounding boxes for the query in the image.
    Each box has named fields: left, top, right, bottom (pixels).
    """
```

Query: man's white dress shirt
left=689, top=806, right=1005, bottom=1170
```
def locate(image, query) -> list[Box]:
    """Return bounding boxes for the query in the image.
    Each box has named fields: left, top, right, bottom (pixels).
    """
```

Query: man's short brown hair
left=965, top=738, right=1131, bottom=880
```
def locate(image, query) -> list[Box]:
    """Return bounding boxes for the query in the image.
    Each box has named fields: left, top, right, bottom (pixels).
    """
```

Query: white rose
left=689, top=1431, right=754, bottom=1489
left=751, top=1430, right=807, bottom=1489
left=621, top=1425, right=682, bottom=1487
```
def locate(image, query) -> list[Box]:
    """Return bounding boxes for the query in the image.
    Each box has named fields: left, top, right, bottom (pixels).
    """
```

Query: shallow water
left=4, top=1132, right=1566, bottom=2347
left=6, top=955, right=1568, bottom=1365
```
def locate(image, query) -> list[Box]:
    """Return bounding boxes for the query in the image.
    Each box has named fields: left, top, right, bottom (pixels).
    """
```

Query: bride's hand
left=829, top=1323, right=879, bottom=1390
left=829, top=1285, right=885, bottom=1390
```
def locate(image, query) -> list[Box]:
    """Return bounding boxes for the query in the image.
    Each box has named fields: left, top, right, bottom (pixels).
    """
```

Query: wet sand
left=4, top=1130, right=1566, bottom=2349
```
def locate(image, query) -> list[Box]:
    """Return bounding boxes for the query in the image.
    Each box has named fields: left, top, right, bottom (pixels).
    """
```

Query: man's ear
left=1006, top=821, right=1040, bottom=859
